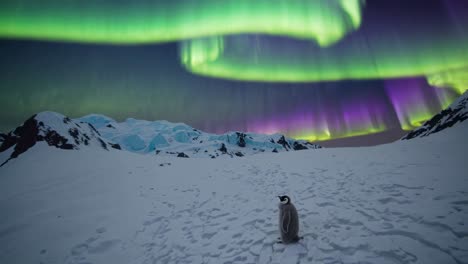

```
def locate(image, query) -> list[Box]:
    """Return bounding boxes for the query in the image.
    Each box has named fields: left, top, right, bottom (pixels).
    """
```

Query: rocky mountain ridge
left=0, top=112, right=120, bottom=167
left=402, top=91, right=468, bottom=140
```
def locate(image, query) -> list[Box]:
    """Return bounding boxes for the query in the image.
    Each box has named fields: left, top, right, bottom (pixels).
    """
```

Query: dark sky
left=0, top=0, right=466, bottom=147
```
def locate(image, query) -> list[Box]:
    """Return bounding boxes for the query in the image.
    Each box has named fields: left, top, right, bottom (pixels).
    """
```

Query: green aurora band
left=0, top=0, right=363, bottom=47
left=180, top=34, right=468, bottom=93
left=427, top=67, right=468, bottom=94
left=290, top=119, right=388, bottom=142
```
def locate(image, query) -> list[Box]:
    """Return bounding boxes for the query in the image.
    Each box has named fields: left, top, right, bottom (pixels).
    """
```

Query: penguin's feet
left=292, top=236, right=303, bottom=243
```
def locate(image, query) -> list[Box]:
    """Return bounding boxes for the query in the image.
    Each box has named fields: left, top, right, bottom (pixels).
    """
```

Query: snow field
left=0, top=122, right=467, bottom=263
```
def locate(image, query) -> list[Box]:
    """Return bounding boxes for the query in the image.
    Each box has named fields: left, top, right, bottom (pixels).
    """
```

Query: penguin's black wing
left=281, top=210, right=291, bottom=233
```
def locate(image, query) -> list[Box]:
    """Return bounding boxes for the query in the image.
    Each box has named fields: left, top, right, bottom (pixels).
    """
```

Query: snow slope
left=0, top=111, right=120, bottom=167
left=0, top=119, right=467, bottom=263
left=77, top=114, right=321, bottom=158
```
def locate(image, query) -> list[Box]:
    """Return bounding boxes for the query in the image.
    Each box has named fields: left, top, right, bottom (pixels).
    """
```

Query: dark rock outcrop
left=109, top=143, right=121, bottom=150
left=236, top=132, right=246, bottom=147
left=219, top=143, right=228, bottom=154
left=177, top=152, right=189, bottom=158
left=98, top=138, right=108, bottom=150
left=277, top=135, right=291, bottom=150
left=1, top=115, right=41, bottom=165
left=87, top=123, right=101, bottom=136
left=234, top=151, right=244, bottom=157
left=293, top=142, right=308, bottom=150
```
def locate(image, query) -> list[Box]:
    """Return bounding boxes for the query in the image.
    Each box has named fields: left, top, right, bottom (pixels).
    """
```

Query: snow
left=75, top=115, right=320, bottom=157
left=116, top=134, right=147, bottom=152
left=27, top=111, right=114, bottom=151
left=174, top=131, right=190, bottom=143
left=0, top=121, right=467, bottom=263
left=147, top=134, right=170, bottom=151
left=78, top=114, right=117, bottom=129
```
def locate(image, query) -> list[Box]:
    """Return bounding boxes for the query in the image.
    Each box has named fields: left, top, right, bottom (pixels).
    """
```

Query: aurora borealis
left=180, top=1, right=468, bottom=84
left=0, top=0, right=363, bottom=46
left=0, top=0, right=467, bottom=146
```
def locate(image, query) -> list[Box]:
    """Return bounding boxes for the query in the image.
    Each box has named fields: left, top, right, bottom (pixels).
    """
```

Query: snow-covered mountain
left=0, top=108, right=467, bottom=264
left=0, top=111, right=120, bottom=167
left=0, top=111, right=321, bottom=166
left=77, top=114, right=321, bottom=158
left=402, top=91, right=468, bottom=140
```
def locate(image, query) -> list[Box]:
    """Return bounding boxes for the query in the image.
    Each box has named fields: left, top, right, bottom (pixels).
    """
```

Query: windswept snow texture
left=403, top=91, right=468, bottom=140
left=78, top=114, right=321, bottom=158
left=0, top=116, right=467, bottom=263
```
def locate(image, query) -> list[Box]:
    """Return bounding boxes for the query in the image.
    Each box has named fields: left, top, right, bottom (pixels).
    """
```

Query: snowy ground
left=0, top=122, right=467, bottom=264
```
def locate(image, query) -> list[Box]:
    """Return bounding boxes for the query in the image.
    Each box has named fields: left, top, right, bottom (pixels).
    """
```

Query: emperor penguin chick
left=278, top=195, right=300, bottom=244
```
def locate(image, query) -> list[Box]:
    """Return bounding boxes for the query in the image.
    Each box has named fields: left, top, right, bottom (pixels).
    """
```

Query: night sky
left=0, top=0, right=466, bottom=146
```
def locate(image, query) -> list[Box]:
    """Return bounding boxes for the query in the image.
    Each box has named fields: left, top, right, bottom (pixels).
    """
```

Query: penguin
left=278, top=195, right=300, bottom=244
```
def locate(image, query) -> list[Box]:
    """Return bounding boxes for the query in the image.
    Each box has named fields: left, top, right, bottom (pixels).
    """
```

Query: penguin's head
left=278, top=195, right=291, bottom=205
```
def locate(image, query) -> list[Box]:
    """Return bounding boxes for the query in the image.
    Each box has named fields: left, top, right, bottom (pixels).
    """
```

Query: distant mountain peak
left=402, top=91, right=468, bottom=140
left=0, top=112, right=120, bottom=167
